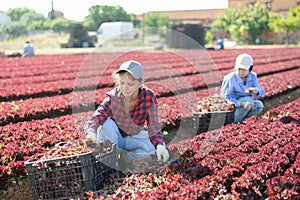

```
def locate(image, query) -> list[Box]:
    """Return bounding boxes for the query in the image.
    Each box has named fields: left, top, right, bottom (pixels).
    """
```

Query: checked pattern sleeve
left=84, top=94, right=112, bottom=133
left=146, top=93, right=164, bottom=147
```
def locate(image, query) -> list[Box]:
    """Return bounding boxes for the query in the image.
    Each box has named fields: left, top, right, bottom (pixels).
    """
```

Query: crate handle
left=55, top=141, right=67, bottom=147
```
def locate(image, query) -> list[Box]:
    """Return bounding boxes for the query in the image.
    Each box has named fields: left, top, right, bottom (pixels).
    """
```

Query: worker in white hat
left=221, top=53, right=265, bottom=122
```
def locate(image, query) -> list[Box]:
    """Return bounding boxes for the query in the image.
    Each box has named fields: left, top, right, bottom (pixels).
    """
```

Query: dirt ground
left=1, top=31, right=296, bottom=56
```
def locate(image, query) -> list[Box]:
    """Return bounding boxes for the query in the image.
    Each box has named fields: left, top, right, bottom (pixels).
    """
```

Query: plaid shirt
left=85, top=87, right=164, bottom=147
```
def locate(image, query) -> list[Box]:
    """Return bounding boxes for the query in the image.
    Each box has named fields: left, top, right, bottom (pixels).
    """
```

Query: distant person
left=221, top=53, right=265, bottom=122
left=255, top=38, right=260, bottom=45
left=217, top=39, right=224, bottom=50
left=23, top=41, right=35, bottom=57
left=154, top=42, right=164, bottom=50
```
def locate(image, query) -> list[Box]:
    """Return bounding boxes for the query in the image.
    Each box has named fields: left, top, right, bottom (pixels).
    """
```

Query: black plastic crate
left=25, top=144, right=116, bottom=200
left=25, top=152, right=96, bottom=200
left=94, top=145, right=117, bottom=189
left=193, top=110, right=234, bottom=134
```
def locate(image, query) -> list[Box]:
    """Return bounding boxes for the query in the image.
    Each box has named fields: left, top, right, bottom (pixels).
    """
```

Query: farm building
left=137, top=0, right=300, bottom=44
left=138, top=0, right=299, bottom=26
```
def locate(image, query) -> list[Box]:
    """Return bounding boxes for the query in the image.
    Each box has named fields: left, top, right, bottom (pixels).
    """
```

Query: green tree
left=144, top=12, right=169, bottom=34
left=144, top=12, right=169, bottom=28
left=7, top=7, right=38, bottom=21
left=212, top=3, right=271, bottom=44
left=83, top=5, right=131, bottom=31
left=243, top=2, right=270, bottom=44
left=128, top=13, right=140, bottom=28
left=20, top=12, right=46, bottom=31
left=212, top=8, right=244, bottom=42
left=0, top=8, right=39, bottom=39
left=0, top=21, right=27, bottom=39
left=205, top=30, right=213, bottom=44
left=29, top=20, right=47, bottom=31
left=269, top=6, right=300, bottom=44
left=0, top=7, right=74, bottom=40
left=44, top=18, right=73, bottom=33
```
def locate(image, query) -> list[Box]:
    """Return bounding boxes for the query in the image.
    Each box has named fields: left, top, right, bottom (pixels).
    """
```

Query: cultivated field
left=0, top=47, right=299, bottom=199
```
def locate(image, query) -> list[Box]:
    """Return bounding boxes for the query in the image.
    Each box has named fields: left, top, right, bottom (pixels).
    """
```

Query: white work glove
left=156, top=144, right=169, bottom=162
left=243, top=101, right=255, bottom=111
left=246, top=87, right=259, bottom=95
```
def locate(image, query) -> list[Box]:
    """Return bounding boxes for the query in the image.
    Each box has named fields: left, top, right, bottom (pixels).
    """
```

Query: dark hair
left=249, top=65, right=253, bottom=72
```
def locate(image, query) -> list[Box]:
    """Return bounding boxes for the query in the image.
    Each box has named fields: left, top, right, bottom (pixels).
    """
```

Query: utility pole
left=51, top=0, right=55, bottom=20
left=142, top=12, right=145, bottom=43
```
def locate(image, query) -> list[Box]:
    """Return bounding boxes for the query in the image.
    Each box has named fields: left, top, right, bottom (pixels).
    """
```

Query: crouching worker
left=221, top=53, right=265, bottom=123
left=84, top=60, right=169, bottom=172
left=23, top=41, right=35, bottom=57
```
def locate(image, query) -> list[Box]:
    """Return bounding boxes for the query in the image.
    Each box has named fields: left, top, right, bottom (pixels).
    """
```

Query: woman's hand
left=245, top=87, right=259, bottom=95
left=156, top=144, right=169, bottom=162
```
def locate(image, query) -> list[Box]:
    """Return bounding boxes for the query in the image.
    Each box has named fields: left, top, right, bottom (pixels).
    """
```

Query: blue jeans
left=234, top=96, right=264, bottom=122
left=96, top=118, right=156, bottom=160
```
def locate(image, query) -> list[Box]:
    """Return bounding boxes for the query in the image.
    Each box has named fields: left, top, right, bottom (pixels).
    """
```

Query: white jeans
left=97, top=118, right=156, bottom=160
left=235, top=96, right=264, bottom=122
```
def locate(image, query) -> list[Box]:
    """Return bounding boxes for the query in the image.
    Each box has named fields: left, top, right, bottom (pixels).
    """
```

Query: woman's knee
left=254, top=100, right=264, bottom=109
left=139, top=140, right=155, bottom=153
left=125, top=137, right=155, bottom=153
left=127, top=142, right=156, bottom=160
left=99, top=118, right=118, bottom=133
left=97, top=118, right=119, bottom=143
left=256, top=107, right=264, bottom=114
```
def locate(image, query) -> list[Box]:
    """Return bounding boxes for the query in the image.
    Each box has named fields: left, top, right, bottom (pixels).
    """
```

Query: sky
left=1, top=0, right=228, bottom=21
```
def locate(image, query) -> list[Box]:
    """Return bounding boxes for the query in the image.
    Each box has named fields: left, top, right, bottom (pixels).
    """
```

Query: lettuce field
left=0, top=47, right=299, bottom=199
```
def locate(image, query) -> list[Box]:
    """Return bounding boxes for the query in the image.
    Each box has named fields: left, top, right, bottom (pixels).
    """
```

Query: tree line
left=1, top=3, right=299, bottom=44
left=211, top=3, right=300, bottom=45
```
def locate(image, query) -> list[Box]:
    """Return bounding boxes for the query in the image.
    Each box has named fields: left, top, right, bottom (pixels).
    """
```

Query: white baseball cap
left=234, top=53, right=253, bottom=70
left=116, top=60, right=144, bottom=79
